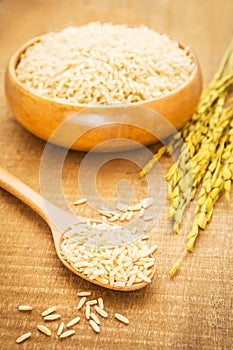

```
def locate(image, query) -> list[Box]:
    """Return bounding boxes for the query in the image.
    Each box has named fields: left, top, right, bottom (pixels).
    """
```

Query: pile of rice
left=16, top=22, right=195, bottom=105
left=60, top=222, right=157, bottom=287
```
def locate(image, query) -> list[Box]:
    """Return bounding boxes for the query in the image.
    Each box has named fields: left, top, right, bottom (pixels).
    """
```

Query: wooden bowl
left=5, top=35, right=202, bottom=152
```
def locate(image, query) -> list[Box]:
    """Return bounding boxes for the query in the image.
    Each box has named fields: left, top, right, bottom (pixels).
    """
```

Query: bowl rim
left=7, top=31, right=201, bottom=109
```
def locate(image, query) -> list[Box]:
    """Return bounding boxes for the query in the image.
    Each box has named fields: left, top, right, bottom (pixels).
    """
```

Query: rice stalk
left=140, top=41, right=233, bottom=275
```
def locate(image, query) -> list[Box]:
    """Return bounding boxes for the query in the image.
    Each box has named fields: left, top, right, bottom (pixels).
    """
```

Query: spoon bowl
left=0, top=167, right=156, bottom=291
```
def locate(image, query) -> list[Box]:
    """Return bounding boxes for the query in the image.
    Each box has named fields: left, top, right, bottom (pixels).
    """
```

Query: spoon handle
left=0, top=167, right=49, bottom=223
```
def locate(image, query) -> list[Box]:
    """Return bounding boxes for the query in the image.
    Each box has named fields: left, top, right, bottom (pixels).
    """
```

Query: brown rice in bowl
left=15, top=22, right=196, bottom=106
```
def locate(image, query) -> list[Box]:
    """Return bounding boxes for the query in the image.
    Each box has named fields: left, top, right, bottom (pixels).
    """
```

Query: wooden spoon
left=0, top=167, right=156, bottom=291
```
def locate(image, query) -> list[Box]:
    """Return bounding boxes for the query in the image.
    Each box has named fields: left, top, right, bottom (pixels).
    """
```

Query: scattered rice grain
left=59, top=330, right=76, bottom=339
left=44, top=314, right=61, bottom=321
left=127, top=204, right=142, bottom=211
left=141, top=199, right=154, bottom=209
left=101, top=215, right=107, bottom=222
left=85, top=304, right=91, bottom=320
left=116, top=203, right=127, bottom=211
left=98, top=297, right=104, bottom=309
left=89, top=319, right=100, bottom=333
left=90, top=312, right=101, bottom=325
left=141, top=234, right=149, bottom=240
left=94, top=305, right=108, bottom=318
left=18, top=305, right=33, bottom=311
left=67, top=316, right=81, bottom=327
left=114, top=313, right=129, bottom=324
left=139, top=208, right=145, bottom=218
left=120, top=212, right=128, bottom=221
left=16, top=332, right=32, bottom=344
left=37, top=325, right=52, bottom=336
left=109, top=214, right=119, bottom=222
left=98, top=210, right=112, bottom=218
left=77, top=291, right=92, bottom=297
left=126, top=211, right=134, bottom=221
left=77, top=296, right=87, bottom=310
left=41, top=306, right=57, bottom=317
left=57, top=322, right=64, bottom=336
left=143, top=215, right=153, bottom=221
left=73, top=198, right=87, bottom=205
left=86, top=299, right=98, bottom=306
